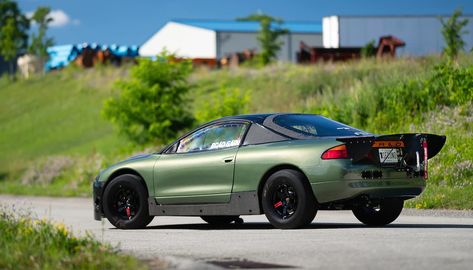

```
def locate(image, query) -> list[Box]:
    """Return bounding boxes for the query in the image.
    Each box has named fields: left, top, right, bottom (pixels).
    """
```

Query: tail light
left=322, top=144, right=348, bottom=160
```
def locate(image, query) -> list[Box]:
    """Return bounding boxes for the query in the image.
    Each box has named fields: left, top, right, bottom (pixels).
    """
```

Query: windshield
left=273, top=114, right=369, bottom=137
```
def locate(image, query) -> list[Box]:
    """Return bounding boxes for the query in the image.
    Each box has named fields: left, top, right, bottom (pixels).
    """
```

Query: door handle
left=223, top=157, right=234, bottom=163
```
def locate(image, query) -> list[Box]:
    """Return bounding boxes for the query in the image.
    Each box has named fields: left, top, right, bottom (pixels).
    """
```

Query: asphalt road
left=1, top=195, right=473, bottom=270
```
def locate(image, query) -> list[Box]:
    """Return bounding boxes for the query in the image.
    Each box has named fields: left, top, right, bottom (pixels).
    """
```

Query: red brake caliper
left=125, top=207, right=131, bottom=219
left=274, top=201, right=283, bottom=208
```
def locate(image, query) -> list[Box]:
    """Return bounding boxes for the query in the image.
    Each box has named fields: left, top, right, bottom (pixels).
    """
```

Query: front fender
left=97, top=154, right=160, bottom=196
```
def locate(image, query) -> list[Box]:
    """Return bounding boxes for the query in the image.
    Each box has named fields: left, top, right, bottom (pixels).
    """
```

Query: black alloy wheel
left=271, top=184, right=298, bottom=219
left=112, top=185, right=140, bottom=221
left=262, top=169, right=317, bottom=229
left=102, top=174, right=154, bottom=229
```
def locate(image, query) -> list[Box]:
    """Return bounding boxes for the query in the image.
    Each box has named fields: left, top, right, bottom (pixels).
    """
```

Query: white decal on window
left=209, top=139, right=240, bottom=150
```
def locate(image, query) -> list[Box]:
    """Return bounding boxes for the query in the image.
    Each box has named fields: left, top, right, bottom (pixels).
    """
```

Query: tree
left=0, top=0, right=29, bottom=76
left=440, top=9, right=469, bottom=61
left=238, top=13, right=288, bottom=65
left=195, top=87, right=250, bottom=124
left=28, top=6, right=54, bottom=58
left=0, top=18, right=17, bottom=76
left=102, top=52, right=195, bottom=145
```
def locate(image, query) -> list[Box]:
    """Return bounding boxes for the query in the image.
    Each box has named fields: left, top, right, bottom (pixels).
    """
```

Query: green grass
left=0, top=55, right=472, bottom=209
left=190, top=57, right=437, bottom=114
left=404, top=104, right=473, bottom=209
left=0, top=172, right=92, bottom=197
left=0, top=67, right=130, bottom=176
left=405, top=184, right=473, bottom=209
left=0, top=206, right=146, bottom=270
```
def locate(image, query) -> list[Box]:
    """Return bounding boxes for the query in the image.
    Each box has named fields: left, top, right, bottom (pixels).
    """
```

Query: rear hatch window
left=273, top=114, right=369, bottom=138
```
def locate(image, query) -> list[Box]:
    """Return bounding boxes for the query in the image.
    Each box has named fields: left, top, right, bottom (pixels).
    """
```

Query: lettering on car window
left=209, top=139, right=240, bottom=150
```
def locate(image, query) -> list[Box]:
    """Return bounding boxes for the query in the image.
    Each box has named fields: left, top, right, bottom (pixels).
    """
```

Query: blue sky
left=18, top=0, right=473, bottom=46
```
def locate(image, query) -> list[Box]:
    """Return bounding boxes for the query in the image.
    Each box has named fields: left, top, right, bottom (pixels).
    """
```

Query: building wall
left=217, top=32, right=323, bottom=62
left=290, top=33, right=323, bottom=61
left=324, top=16, right=473, bottom=56
left=323, top=16, right=340, bottom=48
left=217, top=32, right=259, bottom=59
left=139, top=22, right=216, bottom=58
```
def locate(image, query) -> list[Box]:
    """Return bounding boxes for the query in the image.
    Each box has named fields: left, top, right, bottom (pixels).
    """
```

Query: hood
left=119, top=153, right=155, bottom=164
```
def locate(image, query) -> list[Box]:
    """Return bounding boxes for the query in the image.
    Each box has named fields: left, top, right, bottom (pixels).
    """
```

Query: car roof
left=213, top=114, right=271, bottom=124
left=214, top=113, right=324, bottom=125
left=216, top=113, right=312, bottom=124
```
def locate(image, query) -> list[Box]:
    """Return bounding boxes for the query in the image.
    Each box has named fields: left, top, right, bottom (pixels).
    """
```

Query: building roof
left=172, top=19, right=322, bottom=33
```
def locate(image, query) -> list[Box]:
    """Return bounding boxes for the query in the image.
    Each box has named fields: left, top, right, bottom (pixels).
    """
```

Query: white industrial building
left=139, top=20, right=323, bottom=62
left=140, top=15, right=473, bottom=62
left=323, top=15, right=473, bottom=56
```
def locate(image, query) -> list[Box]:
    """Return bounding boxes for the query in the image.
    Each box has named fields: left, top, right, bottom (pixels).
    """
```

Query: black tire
left=261, top=169, right=317, bottom=229
left=201, top=216, right=240, bottom=226
left=352, top=198, right=404, bottom=226
left=102, top=174, right=154, bottom=229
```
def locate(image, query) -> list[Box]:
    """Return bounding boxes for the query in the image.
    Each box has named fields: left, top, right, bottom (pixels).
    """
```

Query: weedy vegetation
left=0, top=206, right=145, bottom=270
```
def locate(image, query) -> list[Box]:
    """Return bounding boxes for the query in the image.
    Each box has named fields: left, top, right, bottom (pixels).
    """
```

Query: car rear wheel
left=201, top=216, right=242, bottom=226
left=103, top=174, right=154, bottom=229
left=352, top=198, right=404, bottom=226
left=262, top=169, right=317, bottom=229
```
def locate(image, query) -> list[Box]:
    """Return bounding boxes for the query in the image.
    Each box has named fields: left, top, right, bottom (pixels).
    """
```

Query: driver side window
left=176, top=123, right=247, bottom=153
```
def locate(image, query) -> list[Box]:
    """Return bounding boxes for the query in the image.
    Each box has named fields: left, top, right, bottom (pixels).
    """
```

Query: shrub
left=360, top=39, right=377, bottom=58
left=321, top=62, right=473, bottom=133
left=102, top=52, right=195, bottom=145
left=195, top=87, right=251, bottom=123
left=20, top=156, right=73, bottom=185
left=425, top=62, right=473, bottom=105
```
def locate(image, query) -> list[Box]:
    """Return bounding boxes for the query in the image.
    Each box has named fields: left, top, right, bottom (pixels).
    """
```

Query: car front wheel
left=352, top=198, right=404, bottom=226
left=102, top=174, right=154, bottom=229
left=262, top=169, right=317, bottom=229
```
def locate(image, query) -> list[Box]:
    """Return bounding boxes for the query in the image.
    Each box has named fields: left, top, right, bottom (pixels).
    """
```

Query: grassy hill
left=0, top=67, right=130, bottom=175
left=0, top=56, right=472, bottom=208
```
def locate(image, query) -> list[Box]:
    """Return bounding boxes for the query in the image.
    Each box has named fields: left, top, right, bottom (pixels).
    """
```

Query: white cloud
left=48, top=9, right=79, bottom=27
left=26, top=9, right=80, bottom=28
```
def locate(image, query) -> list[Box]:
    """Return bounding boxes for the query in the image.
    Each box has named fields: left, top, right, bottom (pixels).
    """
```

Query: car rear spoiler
left=336, top=133, right=446, bottom=164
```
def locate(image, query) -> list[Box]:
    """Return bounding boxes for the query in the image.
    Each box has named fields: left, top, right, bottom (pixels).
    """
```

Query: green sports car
left=93, top=114, right=446, bottom=229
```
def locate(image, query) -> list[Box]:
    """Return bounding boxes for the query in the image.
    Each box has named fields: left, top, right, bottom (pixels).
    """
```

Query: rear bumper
left=305, top=159, right=426, bottom=203
left=311, top=178, right=425, bottom=203
left=93, top=180, right=104, bottom=221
